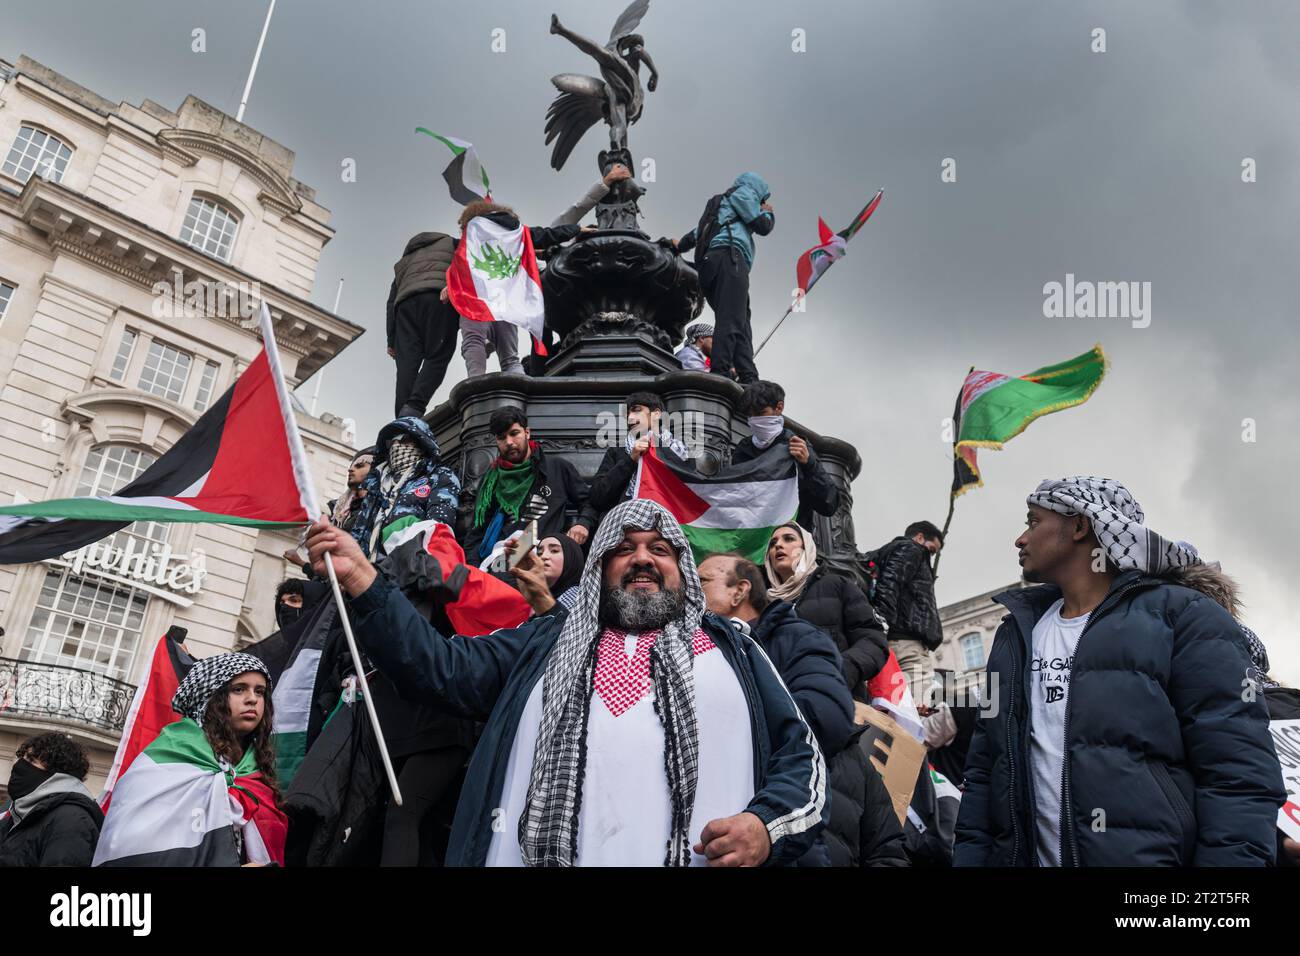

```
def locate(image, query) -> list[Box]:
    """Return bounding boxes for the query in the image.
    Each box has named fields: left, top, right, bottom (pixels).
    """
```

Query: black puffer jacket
left=0, top=779, right=103, bottom=867
left=749, top=600, right=854, bottom=756
left=954, top=571, right=1285, bottom=867
left=791, top=566, right=889, bottom=699
left=731, top=429, right=840, bottom=531
left=872, top=537, right=942, bottom=650
left=1264, top=685, right=1300, bottom=867
left=823, top=726, right=910, bottom=868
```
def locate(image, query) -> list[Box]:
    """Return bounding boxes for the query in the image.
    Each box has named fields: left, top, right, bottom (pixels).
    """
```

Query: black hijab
left=545, top=535, right=586, bottom=599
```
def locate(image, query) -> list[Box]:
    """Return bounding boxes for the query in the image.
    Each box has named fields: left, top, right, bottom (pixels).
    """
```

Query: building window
left=137, top=338, right=192, bottom=403
left=2, top=125, right=73, bottom=184
left=180, top=196, right=239, bottom=261
left=20, top=570, right=148, bottom=682
left=193, top=360, right=218, bottom=412
left=960, top=632, right=985, bottom=670
left=0, top=281, right=13, bottom=325
left=109, top=328, right=137, bottom=382
left=75, top=444, right=169, bottom=552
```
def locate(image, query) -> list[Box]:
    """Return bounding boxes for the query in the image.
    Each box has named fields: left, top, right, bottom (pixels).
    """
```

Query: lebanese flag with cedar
left=446, top=215, right=547, bottom=355
left=0, top=303, right=317, bottom=563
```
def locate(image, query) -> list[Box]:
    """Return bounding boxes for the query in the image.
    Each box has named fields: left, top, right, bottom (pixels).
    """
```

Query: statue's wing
left=545, top=80, right=607, bottom=171
left=608, top=0, right=649, bottom=43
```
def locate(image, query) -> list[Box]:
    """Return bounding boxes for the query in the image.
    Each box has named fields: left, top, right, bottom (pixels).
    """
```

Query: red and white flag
left=867, top=648, right=925, bottom=742
left=446, top=216, right=547, bottom=355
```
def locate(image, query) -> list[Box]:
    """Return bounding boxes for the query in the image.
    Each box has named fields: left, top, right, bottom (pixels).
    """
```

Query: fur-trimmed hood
left=1164, top=562, right=1241, bottom=619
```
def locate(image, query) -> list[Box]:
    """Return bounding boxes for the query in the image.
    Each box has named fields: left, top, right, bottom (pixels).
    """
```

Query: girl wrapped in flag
left=93, top=653, right=287, bottom=867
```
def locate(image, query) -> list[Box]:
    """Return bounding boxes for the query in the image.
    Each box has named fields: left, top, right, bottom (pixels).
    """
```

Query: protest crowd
left=1, top=165, right=1295, bottom=872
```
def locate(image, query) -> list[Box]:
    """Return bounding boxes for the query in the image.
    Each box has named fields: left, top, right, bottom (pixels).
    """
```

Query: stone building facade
left=934, top=580, right=1025, bottom=698
left=0, top=56, right=362, bottom=794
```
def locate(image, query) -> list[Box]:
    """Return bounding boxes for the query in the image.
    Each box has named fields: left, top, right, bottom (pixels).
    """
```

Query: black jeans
left=698, top=246, right=758, bottom=384
left=393, top=291, right=459, bottom=417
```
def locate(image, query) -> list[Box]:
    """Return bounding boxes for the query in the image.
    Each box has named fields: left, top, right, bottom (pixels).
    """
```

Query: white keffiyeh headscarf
left=1027, top=476, right=1201, bottom=575
left=172, top=653, right=272, bottom=725
left=517, top=499, right=706, bottom=867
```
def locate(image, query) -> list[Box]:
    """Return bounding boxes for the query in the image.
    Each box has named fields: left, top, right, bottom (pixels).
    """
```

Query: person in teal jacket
left=676, top=172, right=775, bottom=384
left=305, top=498, right=828, bottom=867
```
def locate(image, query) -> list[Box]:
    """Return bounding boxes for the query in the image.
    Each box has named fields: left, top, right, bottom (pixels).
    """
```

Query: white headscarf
left=764, top=522, right=819, bottom=603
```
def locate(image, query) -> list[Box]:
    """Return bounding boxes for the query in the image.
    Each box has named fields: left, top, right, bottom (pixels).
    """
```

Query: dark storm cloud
left=6, top=0, right=1296, bottom=679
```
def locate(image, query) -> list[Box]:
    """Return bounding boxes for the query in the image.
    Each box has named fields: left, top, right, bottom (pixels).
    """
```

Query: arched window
left=20, top=444, right=163, bottom=681
left=959, top=632, right=985, bottom=670
left=3, top=125, right=73, bottom=184
left=180, top=195, right=239, bottom=261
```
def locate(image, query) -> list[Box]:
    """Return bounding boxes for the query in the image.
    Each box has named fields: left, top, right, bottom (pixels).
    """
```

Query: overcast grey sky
left=5, top=0, right=1298, bottom=682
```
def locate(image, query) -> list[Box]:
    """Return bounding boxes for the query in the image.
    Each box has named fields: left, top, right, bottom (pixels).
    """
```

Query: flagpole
left=257, top=303, right=403, bottom=807
left=931, top=368, right=971, bottom=582
left=236, top=0, right=276, bottom=123
left=753, top=304, right=795, bottom=359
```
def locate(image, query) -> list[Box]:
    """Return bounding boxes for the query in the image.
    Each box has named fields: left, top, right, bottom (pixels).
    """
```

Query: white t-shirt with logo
left=1029, top=598, right=1089, bottom=866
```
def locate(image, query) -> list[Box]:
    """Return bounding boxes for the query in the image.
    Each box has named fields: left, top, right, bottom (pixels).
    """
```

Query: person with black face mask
left=731, top=381, right=841, bottom=533
left=1, top=732, right=103, bottom=866
left=274, top=577, right=330, bottom=631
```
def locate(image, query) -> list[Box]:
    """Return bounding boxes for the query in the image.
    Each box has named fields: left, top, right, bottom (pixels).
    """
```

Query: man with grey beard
left=305, top=498, right=827, bottom=867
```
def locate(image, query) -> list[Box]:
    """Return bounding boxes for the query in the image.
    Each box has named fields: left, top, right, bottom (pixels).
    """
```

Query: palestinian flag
left=0, top=302, right=317, bottom=562
left=245, top=595, right=337, bottom=788
left=99, top=627, right=194, bottom=811
left=632, top=445, right=798, bottom=564
left=951, top=344, right=1108, bottom=498
left=93, top=718, right=287, bottom=867
left=416, top=128, right=491, bottom=205
left=792, top=189, right=882, bottom=302
left=447, top=215, right=547, bottom=355
left=384, top=519, right=531, bottom=635
left=866, top=649, right=924, bottom=743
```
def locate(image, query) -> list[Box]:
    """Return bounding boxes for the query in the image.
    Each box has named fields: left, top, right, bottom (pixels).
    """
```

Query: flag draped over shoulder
left=383, top=519, right=531, bottom=635
left=244, top=596, right=337, bottom=788
left=99, top=627, right=195, bottom=811
left=632, top=446, right=798, bottom=564
left=447, top=215, right=547, bottom=355
left=93, top=718, right=287, bottom=867
left=416, top=128, right=491, bottom=205
left=951, top=344, right=1108, bottom=497
left=0, top=303, right=317, bottom=562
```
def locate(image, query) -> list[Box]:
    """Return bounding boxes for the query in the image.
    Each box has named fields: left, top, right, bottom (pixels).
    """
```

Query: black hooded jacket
left=791, top=566, right=890, bottom=698
left=0, top=785, right=103, bottom=867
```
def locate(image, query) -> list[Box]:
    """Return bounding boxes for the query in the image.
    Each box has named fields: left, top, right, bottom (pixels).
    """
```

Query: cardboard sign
left=855, top=701, right=926, bottom=826
left=1269, top=718, right=1300, bottom=842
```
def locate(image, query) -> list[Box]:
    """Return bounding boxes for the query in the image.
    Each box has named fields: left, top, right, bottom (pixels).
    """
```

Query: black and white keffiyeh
left=1027, top=476, right=1201, bottom=575
left=623, top=427, right=691, bottom=463
left=172, top=653, right=271, bottom=724
left=517, top=499, right=706, bottom=867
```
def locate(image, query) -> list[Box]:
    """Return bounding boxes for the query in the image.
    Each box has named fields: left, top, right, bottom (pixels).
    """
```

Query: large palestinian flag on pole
left=0, top=302, right=318, bottom=562
left=632, top=445, right=798, bottom=564
left=447, top=216, right=548, bottom=355
left=416, top=128, right=491, bottom=205
left=951, top=344, right=1108, bottom=498
left=93, top=718, right=287, bottom=867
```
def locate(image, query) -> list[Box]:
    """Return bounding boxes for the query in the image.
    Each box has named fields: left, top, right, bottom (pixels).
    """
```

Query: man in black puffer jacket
left=1, top=733, right=103, bottom=867
left=868, top=521, right=944, bottom=707
left=699, top=553, right=906, bottom=867
left=955, top=477, right=1284, bottom=867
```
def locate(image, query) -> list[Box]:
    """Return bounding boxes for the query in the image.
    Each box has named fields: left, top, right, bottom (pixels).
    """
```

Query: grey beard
left=600, top=585, right=685, bottom=632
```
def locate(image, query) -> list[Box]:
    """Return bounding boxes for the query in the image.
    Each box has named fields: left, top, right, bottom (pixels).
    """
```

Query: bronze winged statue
left=545, top=0, right=659, bottom=171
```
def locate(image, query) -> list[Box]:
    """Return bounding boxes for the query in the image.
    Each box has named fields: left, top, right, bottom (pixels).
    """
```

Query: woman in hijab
left=93, top=653, right=288, bottom=867
left=537, top=534, right=585, bottom=610
left=765, top=522, right=889, bottom=701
